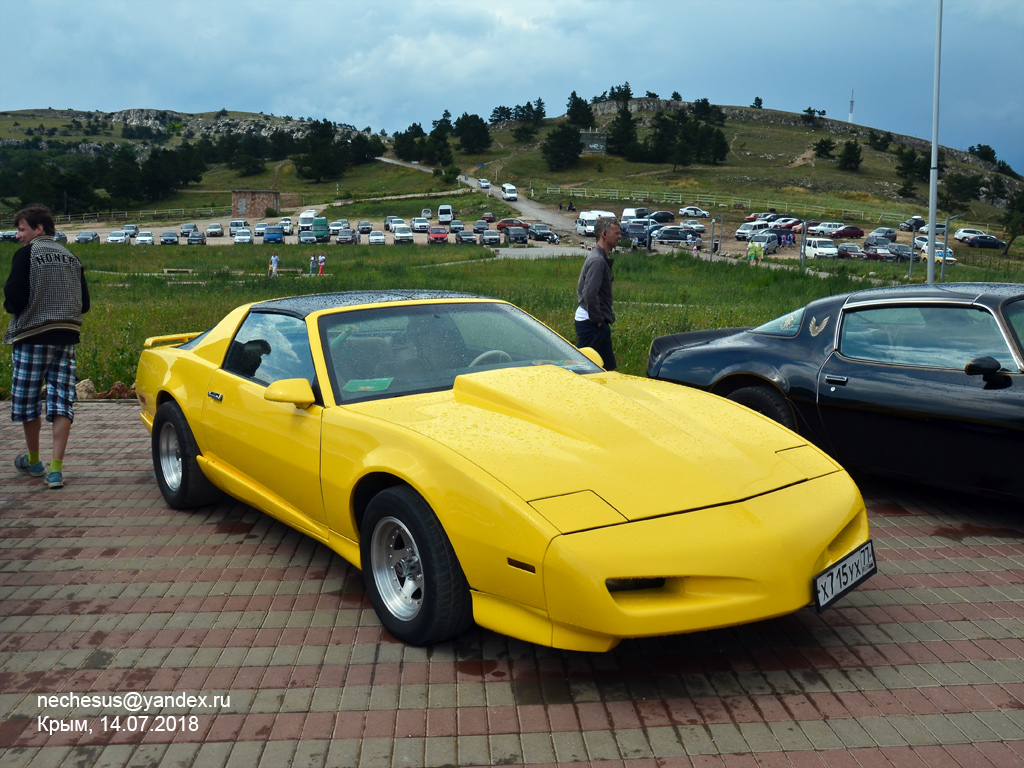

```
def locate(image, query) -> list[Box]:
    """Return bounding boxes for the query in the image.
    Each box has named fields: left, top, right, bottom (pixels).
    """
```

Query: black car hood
left=648, top=328, right=749, bottom=377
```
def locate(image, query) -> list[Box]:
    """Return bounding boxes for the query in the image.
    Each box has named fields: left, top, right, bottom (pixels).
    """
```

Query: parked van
left=804, top=238, right=839, bottom=259
left=229, top=219, right=249, bottom=236
left=621, top=207, right=652, bottom=222
left=311, top=217, right=330, bottom=243
left=438, top=205, right=454, bottom=224
left=297, top=209, right=318, bottom=235
left=575, top=210, right=616, bottom=237
left=734, top=221, right=769, bottom=240
left=500, top=183, right=518, bottom=201
left=809, top=222, right=844, bottom=237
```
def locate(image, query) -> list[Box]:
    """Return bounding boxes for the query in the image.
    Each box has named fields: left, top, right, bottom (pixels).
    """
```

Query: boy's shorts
left=10, top=343, right=78, bottom=423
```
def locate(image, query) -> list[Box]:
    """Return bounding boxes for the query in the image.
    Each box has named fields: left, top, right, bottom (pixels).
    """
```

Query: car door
left=816, top=302, right=1024, bottom=497
left=201, top=310, right=326, bottom=530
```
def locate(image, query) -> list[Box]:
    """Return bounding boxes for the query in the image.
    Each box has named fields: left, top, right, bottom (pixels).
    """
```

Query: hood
left=353, top=366, right=839, bottom=522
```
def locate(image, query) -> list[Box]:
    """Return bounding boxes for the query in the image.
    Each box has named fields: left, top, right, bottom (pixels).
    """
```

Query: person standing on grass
left=3, top=205, right=90, bottom=489
left=270, top=252, right=280, bottom=277
left=318, top=252, right=325, bottom=276
left=574, top=216, right=620, bottom=371
left=309, top=254, right=315, bottom=276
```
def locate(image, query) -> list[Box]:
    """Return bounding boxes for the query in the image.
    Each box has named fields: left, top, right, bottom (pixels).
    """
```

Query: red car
left=791, top=221, right=819, bottom=234
left=863, top=242, right=894, bottom=261
left=832, top=225, right=865, bottom=239
left=481, top=212, right=495, bottom=223
left=744, top=212, right=770, bottom=222
left=496, top=218, right=527, bottom=231
left=427, top=226, right=448, bottom=244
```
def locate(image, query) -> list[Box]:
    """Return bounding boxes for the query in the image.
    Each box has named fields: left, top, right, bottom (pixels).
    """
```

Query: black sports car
left=648, top=283, right=1024, bottom=500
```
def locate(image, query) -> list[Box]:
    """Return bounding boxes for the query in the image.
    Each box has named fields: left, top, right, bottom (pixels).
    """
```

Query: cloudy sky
left=2, top=0, right=1022, bottom=170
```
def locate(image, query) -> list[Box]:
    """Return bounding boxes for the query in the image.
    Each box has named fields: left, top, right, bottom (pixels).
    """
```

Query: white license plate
left=814, top=540, right=876, bottom=612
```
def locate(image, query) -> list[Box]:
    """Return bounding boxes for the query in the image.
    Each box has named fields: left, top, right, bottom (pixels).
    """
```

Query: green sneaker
left=15, top=454, right=46, bottom=478
left=45, top=470, right=64, bottom=489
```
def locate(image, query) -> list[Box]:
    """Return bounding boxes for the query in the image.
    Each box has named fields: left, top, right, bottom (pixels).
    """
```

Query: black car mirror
left=964, top=356, right=1001, bottom=376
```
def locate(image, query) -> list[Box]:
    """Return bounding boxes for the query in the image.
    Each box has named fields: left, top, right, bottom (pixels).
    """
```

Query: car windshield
left=319, top=302, right=602, bottom=404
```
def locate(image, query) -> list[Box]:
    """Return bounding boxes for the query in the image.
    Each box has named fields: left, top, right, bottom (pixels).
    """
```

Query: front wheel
left=726, top=385, right=796, bottom=431
left=152, top=402, right=222, bottom=509
left=360, top=487, right=472, bottom=645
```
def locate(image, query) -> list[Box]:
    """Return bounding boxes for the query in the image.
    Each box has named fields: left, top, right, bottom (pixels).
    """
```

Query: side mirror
left=265, top=378, right=316, bottom=409
left=579, top=347, right=605, bottom=369
left=964, top=356, right=1001, bottom=377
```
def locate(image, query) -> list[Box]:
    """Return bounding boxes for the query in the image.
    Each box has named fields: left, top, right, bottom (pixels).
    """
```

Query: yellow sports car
left=135, top=291, right=875, bottom=652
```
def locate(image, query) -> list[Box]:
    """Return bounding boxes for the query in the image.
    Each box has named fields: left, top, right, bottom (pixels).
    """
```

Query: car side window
left=839, top=305, right=1015, bottom=370
left=223, top=312, right=315, bottom=386
left=1005, top=299, right=1024, bottom=351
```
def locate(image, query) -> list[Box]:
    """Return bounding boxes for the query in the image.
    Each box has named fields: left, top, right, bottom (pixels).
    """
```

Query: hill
left=0, top=102, right=1019, bottom=239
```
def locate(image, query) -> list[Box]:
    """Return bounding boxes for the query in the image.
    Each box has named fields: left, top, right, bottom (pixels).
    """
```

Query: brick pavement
left=1, top=400, right=1023, bottom=768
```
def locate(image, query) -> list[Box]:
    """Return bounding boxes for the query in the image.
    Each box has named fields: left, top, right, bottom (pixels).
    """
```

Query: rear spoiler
left=143, top=332, right=203, bottom=349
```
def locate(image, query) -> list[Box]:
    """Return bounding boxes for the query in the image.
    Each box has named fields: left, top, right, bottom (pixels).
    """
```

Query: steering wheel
left=469, top=349, right=513, bottom=367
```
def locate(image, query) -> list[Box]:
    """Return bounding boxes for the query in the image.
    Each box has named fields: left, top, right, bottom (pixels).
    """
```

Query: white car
left=106, top=230, right=130, bottom=244
left=918, top=223, right=947, bottom=236
left=278, top=218, right=293, bottom=235
left=913, top=236, right=930, bottom=251
left=678, top=206, right=709, bottom=218
left=255, top=222, right=268, bottom=237
left=392, top=225, right=414, bottom=244
left=134, top=231, right=155, bottom=245
left=389, top=219, right=407, bottom=232
left=206, top=223, right=223, bottom=237
left=804, top=238, right=838, bottom=259
left=682, top=219, right=706, bottom=233
left=478, top=178, right=490, bottom=189
left=233, top=229, right=253, bottom=244
left=954, top=228, right=985, bottom=242
left=368, top=230, right=386, bottom=245
left=410, top=217, right=430, bottom=233
left=772, top=218, right=800, bottom=229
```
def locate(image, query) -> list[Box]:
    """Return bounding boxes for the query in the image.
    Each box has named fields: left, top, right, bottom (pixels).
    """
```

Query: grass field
left=1, top=238, right=1014, bottom=400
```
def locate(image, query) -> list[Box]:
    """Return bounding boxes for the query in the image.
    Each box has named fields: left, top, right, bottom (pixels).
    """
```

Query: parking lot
left=1, top=400, right=1023, bottom=768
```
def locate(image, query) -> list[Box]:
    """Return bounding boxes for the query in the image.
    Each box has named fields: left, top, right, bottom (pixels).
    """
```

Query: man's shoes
left=15, top=454, right=46, bottom=478
left=45, top=470, right=64, bottom=489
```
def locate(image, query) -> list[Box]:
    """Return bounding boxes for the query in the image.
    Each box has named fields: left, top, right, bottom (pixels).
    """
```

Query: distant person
left=318, top=252, right=325, bottom=276
left=574, top=217, right=620, bottom=371
left=270, top=252, right=279, bottom=277
left=3, top=205, right=90, bottom=489
left=309, top=254, right=315, bottom=275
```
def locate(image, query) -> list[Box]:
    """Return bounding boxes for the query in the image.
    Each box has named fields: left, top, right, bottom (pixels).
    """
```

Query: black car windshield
left=320, top=302, right=602, bottom=404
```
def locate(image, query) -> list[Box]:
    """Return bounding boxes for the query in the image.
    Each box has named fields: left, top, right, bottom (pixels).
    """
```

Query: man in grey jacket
left=4, top=205, right=90, bottom=489
left=574, top=216, right=620, bottom=371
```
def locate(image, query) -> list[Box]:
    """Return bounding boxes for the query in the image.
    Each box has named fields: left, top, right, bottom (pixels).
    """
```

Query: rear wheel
left=726, top=386, right=796, bottom=431
left=361, top=487, right=472, bottom=645
left=152, top=402, right=222, bottom=509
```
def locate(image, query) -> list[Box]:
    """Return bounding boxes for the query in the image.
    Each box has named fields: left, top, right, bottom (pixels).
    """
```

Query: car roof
left=250, top=291, right=485, bottom=319
left=840, top=282, right=1023, bottom=309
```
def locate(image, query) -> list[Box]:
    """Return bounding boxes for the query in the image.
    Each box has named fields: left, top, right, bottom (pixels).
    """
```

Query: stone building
left=232, top=189, right=280, bottom=219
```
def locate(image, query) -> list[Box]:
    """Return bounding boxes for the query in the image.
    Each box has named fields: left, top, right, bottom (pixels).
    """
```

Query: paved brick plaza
left=1, top=400, right=1023, bottom=768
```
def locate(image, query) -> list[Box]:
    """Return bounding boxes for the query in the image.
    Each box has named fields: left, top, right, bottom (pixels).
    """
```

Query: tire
left=360, top=486, right=472, bottom=645
left=726, top=385, right=797, bottom=431
left=152, top=401, right=222, bottom=509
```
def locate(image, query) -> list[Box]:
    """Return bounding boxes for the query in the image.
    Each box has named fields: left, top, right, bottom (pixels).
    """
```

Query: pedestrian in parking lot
left=4, top=205, right=90, bottom=489
left=574, top=216, right=619, bottom=371
left=317, top=252, right=325, bottom=276
left=309, top=254, right=315, bottom=276
left=270, top=252, right=279, bottom=277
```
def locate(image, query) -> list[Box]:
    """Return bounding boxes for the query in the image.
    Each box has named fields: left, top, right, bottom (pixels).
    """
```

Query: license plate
left=814, top=540, right=876, bottom=612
